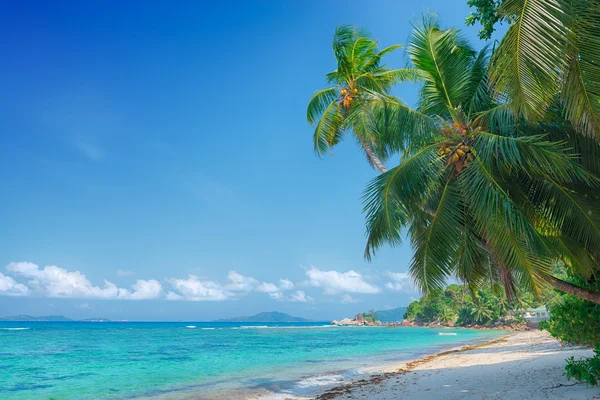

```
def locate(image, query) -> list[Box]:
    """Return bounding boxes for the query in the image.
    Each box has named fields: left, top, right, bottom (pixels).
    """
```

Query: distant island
left=0, top=315, right=73, bottom=321
left=214, top=311, right=312, bottom=323
left=0, top=315, right=111, bottom=322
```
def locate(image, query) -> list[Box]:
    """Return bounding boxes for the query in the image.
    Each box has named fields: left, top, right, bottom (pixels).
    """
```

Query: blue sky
left=0, top=1, right=505, bottom=321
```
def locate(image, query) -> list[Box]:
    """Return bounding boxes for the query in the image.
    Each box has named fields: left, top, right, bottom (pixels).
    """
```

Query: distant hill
left=375, top=307, right=407, bottom=322
left=0, top=315, right=73, bottom=321
left=214, top=311, right=311, bottom=323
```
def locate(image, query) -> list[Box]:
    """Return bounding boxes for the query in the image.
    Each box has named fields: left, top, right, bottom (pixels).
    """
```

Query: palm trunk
left=358, top=137, right=387, bottom=173
left=544, top=275, right=600, bottom=305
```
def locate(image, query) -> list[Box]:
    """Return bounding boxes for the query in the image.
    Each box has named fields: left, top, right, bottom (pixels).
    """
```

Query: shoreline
left=308, top=330, right=599, bottom=400
left=148, top=328, right=508, bottom=400
left=311, top=334, right=515, bottom=400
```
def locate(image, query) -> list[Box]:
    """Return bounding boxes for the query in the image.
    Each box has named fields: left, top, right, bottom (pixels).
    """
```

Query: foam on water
left=0, top=327, right=30, bottom=330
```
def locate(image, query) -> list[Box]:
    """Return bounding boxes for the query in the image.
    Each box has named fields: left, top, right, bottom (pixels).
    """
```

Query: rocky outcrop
left=400, top=317, right=529, bottom=331
left=331, top=314, right=388, bottom=326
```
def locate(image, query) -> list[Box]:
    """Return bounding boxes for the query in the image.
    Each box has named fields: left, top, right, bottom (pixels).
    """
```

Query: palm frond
left=464, top=46, right=494, bottom=116
left=474, top=104, right=519, bottom=136
left=523, top=175, right=600, bottom=250
left=408, top=16, right=476, bottom=116
left=454, top=212, right=490, bottom=289
left=474, top=131, right=591, bottom=184
left=359, top=92, right=440, bottom=154
left=363, top=144, right=442, bottom=260
left=362, top=44, right=402, bottom=73
left=460, top=160, right=553, bottom=296
left=560, top=0, right=600, bottom=138
left=313, top=101, right=344, bottom=156
left=490, top=0, right=569, bottom=120
left=307, top=88, right=339, bottom=125
left=410, top=177, right=463, bottom=293
left=546, top=235, right=598, bottom=279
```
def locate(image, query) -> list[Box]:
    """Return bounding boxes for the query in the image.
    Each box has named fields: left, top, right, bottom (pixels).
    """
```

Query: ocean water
left=0, top=321, right=505, bottom=399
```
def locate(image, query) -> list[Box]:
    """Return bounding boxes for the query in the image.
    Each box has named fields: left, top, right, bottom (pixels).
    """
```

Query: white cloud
left=166, top=275, right=232, bottom=301
left=0, top=272, right=29, bottom=296
left=225, top=271, right=258, bottom=292
left=269, top=292, right=284, bottom=300
left=6, top=262, right=162, bottom=300
left=290, top=290, right=313, bottom=303
left=306, top=267, right=380, bottom=294
left=341, top=294, right=361, bottom=304
left=385, top=271, right=409, bottom=281
left=2, top=262, right=315, bottom=304
left=129, top=279, right=163, bottom=299
left=256, top=282, right=280, bottom=293
left=279, top=279, right=294, bottom=290
left=384, top=271, right=415, bottom=293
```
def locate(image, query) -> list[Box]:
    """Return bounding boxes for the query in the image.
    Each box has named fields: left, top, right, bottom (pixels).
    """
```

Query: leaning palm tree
left=362, top=18, right=600, bottom=304
left=307, top=25, right=417, bottom=172
left=488, top=0, right=600, bottom=138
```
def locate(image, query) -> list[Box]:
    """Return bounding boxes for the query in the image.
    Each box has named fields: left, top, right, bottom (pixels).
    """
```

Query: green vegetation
left=309, top=3, right=600, bottom=386
left=361, top=309, right=378, bottom=321
left=359, top=18, right=600, bottom=305
left=403, top=283, right=549, bottom=326
left=542, top=275, right=600, bottom=346
left=564, top=347, right=600, bottom=387
left=308, top=15, right=600, bottom=307
left=540, top=274, right=600, bottom=385
left=307, top=26, right=417, bottom=173
left=465, top=0, right=506, bottom=40
left=467, top=0, right=600, bottom=137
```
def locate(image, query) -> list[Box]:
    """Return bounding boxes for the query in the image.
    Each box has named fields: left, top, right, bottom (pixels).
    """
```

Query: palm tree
left=306, top=26, right=417, bottom=173
left=471, top=301, right=493, bottom=324
left=361, top=18, right=600, bottom=304
left=438, top=306, right=456, bottom=324
left=486, top=0, right=600, bottom=138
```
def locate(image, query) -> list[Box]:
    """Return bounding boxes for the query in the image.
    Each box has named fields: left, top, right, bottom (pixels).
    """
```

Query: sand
left=312, top=330, right=600, bottom=400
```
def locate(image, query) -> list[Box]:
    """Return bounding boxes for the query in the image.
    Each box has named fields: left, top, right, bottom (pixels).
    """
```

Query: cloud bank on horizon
left=0, top=262, right=416, bottom=304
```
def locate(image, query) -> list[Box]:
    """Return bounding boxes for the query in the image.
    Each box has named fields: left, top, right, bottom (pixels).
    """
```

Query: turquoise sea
left=0, top=321, right=505, bottom=399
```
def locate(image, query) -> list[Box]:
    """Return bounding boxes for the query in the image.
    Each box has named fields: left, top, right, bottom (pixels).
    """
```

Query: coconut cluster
left=340, top=87, right=358, bottom=108
left=438, top=143, right=475, bottom=172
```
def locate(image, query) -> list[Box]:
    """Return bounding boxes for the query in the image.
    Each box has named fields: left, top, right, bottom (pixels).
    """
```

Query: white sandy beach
left=311, top=330, right=600, bottom=400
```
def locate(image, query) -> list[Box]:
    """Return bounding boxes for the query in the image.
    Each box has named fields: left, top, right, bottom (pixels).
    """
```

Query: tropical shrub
left=362, top=309, right=379, bottom=321
left=541, top=276, right=600, bottom=346
left=564, top=347, right=600, bottom=387
left=540, top=274, right=600, bottom=385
